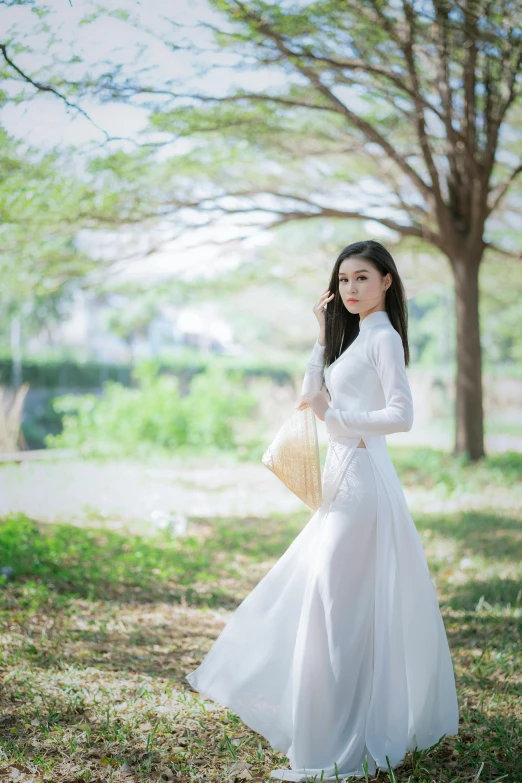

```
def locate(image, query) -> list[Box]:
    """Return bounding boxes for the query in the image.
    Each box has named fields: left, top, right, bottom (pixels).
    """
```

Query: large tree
left=145, top=0, right=522, bottom=460
left=2, top=0, right=521, bottom=458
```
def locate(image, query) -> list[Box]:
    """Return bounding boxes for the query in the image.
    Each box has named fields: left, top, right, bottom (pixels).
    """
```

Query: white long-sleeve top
left=301, top=309, right=414, bottom=438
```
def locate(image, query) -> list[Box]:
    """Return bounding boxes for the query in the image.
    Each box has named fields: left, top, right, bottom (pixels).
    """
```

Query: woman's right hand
left=295, top=395, right=311, bottom=411
left=313, top=287, right=335, bottom=330
left=295, top=389, right=330, bottom=412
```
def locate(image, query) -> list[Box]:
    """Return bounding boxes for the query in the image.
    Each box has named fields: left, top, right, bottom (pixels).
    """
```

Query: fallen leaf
left=0, top=766, right=37, bottom=782
left=100, top=757, right=119, bottom=768
left=227, top=760, right=253, bottom=780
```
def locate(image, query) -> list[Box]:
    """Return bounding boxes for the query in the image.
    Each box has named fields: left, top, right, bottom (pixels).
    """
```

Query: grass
left=0, top=447, right=521, bottom=782
left=390, top=448, right=522, bottom=493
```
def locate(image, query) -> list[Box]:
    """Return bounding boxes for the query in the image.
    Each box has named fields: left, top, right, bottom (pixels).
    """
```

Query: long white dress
left=185, top=309, right=459, bottom=780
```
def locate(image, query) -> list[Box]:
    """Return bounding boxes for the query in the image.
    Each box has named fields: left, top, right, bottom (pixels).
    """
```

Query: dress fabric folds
left=185, top=309, right=459, bottom=779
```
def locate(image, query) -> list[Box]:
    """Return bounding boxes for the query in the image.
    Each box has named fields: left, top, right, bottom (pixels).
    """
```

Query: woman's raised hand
left=295, top=289, right=334, bottom=413
left=313, top=287, right=335, bottom=330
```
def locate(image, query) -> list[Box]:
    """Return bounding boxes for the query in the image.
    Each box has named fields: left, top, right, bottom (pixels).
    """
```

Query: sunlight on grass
left=0, top=447, right=521, bottom=782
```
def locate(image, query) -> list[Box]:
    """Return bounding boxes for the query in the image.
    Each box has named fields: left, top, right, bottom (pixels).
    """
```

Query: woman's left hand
left=295, top=390, right=330, bottom=421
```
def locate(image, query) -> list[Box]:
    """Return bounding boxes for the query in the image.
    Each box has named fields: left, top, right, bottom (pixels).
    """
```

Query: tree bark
left=450, top=252, right=485, bottom=460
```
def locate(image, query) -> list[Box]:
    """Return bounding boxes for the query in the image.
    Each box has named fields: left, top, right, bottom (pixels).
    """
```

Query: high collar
left=358, top=310, right=391, bottom=332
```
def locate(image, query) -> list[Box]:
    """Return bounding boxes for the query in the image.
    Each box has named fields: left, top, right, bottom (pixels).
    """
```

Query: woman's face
left=337, top=257, right=391, bottom=316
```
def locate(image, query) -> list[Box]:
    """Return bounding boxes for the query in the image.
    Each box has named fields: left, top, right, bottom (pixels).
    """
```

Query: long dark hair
left=324, top=240, right=410, bottom=367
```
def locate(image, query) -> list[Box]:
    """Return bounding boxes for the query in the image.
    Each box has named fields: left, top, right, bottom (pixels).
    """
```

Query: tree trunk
left=450, top=253, right=485, bottom=460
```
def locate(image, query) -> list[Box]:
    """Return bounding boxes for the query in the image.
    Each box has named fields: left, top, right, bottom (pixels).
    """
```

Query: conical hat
left=262, top=405, right=322, bottom=511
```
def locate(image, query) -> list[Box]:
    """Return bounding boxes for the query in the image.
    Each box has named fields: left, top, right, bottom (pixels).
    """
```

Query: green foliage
left=480, top=258, right=522, bottom=366
left=178, top=362, right=253, bottom=450
left=0, top=349, right=297, bottom=450
left=0, top=355, right=132, bottom=388
left=20, top=391, right=63, bottom=450
left=0, top=509, right=305, bottom=606
left=391, top=445, right=522, bottom=493
left=0, top=351, right=296, bottom=389
left=44, top=360, right=259, bottom=459
left=0, top=128, right=99, bottom=306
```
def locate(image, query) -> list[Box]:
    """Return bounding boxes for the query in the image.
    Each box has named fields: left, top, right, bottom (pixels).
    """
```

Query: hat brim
left=262, top=405, right=322, bottom=511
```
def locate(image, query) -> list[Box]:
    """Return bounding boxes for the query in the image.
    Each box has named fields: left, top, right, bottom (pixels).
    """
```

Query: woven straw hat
left=262, top=404, right=322, bottom=511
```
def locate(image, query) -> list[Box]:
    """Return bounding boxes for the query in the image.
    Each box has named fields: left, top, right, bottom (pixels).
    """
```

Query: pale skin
left=296, top=257, right=392, bottom=448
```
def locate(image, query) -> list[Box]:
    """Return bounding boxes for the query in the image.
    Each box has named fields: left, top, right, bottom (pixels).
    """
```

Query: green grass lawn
left=0, top=448, right=521, bottom=782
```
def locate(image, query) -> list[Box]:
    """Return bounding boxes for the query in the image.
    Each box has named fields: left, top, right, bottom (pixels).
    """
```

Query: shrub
left=45, top=360, right=259, bottom=459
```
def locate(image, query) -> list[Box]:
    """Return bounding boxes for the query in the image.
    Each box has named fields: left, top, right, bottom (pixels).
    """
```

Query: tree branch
left=483, top=242, right=522, bottom=260
left=482, top=38, right=522, bottom=174
left=231, top=1, right=433, bottom=201
left=400, top=0, right=444, bottom=206
left=0, top=43, right=114, bottom=141
left=487, top=162, right=522, bottom=217
left=432, top=0, right=465, bottom=209
left=132, top=87, right=337, bottom=115
left=290, top=51, right=458, bottom=130
left=463, top=2, right=478, bottom=156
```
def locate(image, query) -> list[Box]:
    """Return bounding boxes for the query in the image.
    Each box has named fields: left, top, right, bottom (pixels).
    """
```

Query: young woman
left=186, top=240, right=459, bottom=781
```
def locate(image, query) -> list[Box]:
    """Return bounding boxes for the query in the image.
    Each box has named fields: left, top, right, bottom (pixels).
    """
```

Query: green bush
left=44, top=360, right=259, bottom=459
left=0, top=350, right=297, bottom=389
left=0, top=355, right=132, bottom=388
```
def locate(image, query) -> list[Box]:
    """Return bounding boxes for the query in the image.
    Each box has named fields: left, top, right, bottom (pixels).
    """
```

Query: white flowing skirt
left=185, top=440, right=459, bottom=779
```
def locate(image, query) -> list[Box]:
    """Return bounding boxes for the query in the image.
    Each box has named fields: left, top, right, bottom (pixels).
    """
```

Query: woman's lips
left=347, top=298, right=359, bottom=303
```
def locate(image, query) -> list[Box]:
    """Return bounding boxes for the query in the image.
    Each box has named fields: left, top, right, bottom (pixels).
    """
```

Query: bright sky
left=2, top=0, right=428, bottom=295
left=2, top=0, right=246, bottom=147
left=1, top=0, right=299, bottom=281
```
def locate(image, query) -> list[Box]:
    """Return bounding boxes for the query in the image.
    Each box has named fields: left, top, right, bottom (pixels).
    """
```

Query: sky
left=2, top=0, right=237, bottom=147
left=0, top=0, right=441, bottom=293
left=1, top=0, right=298, bottom=282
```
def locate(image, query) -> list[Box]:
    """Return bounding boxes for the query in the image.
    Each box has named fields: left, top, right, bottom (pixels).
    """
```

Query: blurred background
left=1, top=0, right=521, bottom=525
left=0, top=1, right=521, bottom=781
